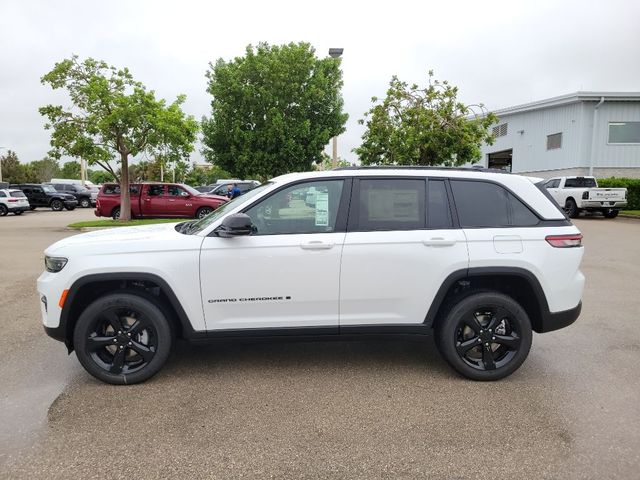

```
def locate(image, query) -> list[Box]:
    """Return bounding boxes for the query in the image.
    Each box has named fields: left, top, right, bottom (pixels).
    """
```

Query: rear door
left=339, top=177, right=468, bottom=326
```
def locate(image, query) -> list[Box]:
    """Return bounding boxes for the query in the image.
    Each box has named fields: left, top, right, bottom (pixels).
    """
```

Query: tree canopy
left=355, top=71, right=497, bottom=167
left=39, top=55, right=198, bottom=219
left=202, top=42, right=348, bottom=179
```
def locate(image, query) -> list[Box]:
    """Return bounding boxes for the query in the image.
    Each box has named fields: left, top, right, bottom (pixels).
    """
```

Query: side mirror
left=214, top=213, right=253, bottom=238
left=181, top=191, right=190, bottom=197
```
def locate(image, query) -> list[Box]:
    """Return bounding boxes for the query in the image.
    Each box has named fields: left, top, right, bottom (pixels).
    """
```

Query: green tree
left=88, top=169, right=115, bottom=184
left=26, top=158, right=60, bottom=183
left=60, top=160, right=81, bottom=179
left=355, top=71, right=497, bottom=166
left=1, top=150, right=28, bottom=184
left=40, top=56, right=199, bottom=220
left=202, top=42, right=348, bottom=179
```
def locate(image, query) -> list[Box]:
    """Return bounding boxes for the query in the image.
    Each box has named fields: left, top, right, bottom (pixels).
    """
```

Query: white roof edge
left=490, top=91, right=640, bottom=117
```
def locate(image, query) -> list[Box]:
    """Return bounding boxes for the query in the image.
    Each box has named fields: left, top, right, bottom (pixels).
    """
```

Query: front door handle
left=300, top=241, right=334, bottom=250
left=423, top=237, right=456, bottom=247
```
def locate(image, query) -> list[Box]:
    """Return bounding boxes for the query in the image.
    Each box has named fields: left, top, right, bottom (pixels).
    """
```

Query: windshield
left=180, top=184, right=202, bottom=196
left=42, top=185, right=57, bottom=193
left=184, top=183, right=272, bottom=234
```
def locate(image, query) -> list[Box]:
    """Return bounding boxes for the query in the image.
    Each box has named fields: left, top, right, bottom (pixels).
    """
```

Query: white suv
left=0, top=188, right=30, bottom=216
left=38, top=168, right=585, bottom=384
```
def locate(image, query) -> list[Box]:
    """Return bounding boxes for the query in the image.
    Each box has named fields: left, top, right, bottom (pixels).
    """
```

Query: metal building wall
left=590, top=102, right=640, bottom=168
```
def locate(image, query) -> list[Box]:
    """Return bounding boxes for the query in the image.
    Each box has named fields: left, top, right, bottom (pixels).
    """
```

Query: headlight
left=45, top=256, right=68, bottom=273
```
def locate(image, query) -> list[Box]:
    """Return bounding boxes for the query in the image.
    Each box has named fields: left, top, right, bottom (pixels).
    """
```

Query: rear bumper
left=538, top=301, right=582, bottom=333
left=582, top=201, right=627, bottom=209
left=7, top=205, right=29, bottom=212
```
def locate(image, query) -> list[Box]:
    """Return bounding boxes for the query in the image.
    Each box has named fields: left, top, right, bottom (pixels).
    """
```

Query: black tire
left=602, top=209, right=619, bottom=219
left=50, top=199, right=64, bottom=211
left=14, top=211, right=23, bottom=216
left=0, top=205, right=7, bottom=216
left=564, top=198, right=579, bottom=218
left=111, top=207, right=121, bottom=220
left=73, top=293, right=173, bottom=385
left=65, top=206, right=76, bottom=211
left=29, top=206, right=36, bottom=210
left=435, top=292, right=533, bottom=381
left=80, top=197, right=91, bottom=208
left=196, top=206, right=213, bottom=219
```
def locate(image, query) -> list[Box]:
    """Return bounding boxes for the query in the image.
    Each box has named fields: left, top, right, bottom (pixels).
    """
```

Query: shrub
left=598, top=177, right=640, bottom=210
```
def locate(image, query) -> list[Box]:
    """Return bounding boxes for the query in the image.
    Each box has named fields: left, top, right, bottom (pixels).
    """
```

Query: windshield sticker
left=315, top=191, right=329, bottom=226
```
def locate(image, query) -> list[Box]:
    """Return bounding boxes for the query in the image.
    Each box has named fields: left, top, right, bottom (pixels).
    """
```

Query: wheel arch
left=58, top=272, right=204, bottom=352
left=425, top=267, right=550, bottom=333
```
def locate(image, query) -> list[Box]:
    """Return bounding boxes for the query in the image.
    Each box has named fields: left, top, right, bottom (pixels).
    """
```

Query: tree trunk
left=119, top=152, right=131, bottom=221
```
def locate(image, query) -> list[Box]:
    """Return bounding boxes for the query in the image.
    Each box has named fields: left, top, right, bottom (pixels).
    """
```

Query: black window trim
left=237, top=177, right=353, bottom=236
left=429, top=178, right=458, bottom=230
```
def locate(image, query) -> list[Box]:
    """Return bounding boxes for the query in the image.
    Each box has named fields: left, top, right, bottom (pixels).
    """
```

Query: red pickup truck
left=95, top=183, right=228, bottom=220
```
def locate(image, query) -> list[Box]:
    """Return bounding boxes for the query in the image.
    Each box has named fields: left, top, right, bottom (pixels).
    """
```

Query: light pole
left=328, top=48, right=343, bottom=168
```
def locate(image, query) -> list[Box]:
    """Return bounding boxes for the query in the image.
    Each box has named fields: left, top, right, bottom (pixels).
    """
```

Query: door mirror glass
left=214, top=213, right=253, bottom=237
left=180, top=191, right=190, bottom=197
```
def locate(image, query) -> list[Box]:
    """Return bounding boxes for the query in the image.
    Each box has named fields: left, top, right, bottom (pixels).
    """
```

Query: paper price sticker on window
left=315, top=192, right=329, bottom=226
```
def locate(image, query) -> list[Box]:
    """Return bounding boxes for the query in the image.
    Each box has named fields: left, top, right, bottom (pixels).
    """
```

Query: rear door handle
left=300, top=241, right=334, bottom=250
left=422, top=237, right=456, bottom=247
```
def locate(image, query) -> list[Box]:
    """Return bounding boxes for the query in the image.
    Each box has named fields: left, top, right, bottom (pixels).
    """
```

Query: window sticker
left=315, top=191, right=329, bottom=226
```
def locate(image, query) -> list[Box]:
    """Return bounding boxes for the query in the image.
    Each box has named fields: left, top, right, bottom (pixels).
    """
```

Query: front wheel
left=602, top=209, right=619, bottom=219
left=50, top=199, right=64, bottom=211
left=435, top=292, right=533, bottom=381
left=564, top=199, right=579, bottom=218
left=196, top=206, right=213, bottom=219
left=73, top=293, right=173, bottom=385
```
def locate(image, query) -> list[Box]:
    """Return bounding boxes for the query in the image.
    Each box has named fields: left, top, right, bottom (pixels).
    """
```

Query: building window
left=608, top=122, right=640, bottom=144
left=492, top=123, right=508, bottom=137
left=547, top=132, right=562, bottom=150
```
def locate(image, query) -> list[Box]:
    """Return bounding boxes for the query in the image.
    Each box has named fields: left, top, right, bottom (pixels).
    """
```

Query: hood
left=198, top=194, right=228, bottom=201
left=45, top=222, right=200, bottom=256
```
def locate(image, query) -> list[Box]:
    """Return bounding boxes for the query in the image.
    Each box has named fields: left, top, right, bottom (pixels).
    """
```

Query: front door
left=166, top=185, right=192, bottom=216
left=200, top=179, right=349, bottom=331
left=143, top=184, right=169, bottom=216
left=339, top=178, right=469, bottom=326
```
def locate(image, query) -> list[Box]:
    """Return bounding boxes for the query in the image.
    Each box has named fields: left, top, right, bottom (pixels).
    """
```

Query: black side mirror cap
left=214, top=213, right=253, bottom=238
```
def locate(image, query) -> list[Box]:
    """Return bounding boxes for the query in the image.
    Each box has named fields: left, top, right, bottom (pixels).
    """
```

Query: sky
left=1, top=0, right=639, bottom=168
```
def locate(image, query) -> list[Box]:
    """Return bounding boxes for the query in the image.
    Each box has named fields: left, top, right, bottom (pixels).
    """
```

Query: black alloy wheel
left=80, top=197, right=91, bottom=208
left=436, top=292, right=532, bottom=381
left=564, top=198, right=579, bottom=218
left=74, top=293, right=173, bottom=384
left=196, top=206, right=213, bottom=219
left=0, top=204, right=7, bottom=216
left=50, top=199, right=64, bottom=211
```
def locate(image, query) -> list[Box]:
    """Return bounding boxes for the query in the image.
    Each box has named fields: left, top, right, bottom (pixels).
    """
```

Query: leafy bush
left=598, top=177, right=640, bottom=210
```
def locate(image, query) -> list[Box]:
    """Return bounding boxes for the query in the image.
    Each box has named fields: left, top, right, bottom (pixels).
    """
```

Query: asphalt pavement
left=1, top=208, right=639, bottom=479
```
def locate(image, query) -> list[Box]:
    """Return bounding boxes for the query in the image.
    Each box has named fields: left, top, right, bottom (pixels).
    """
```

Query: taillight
left=8, top=198, right=18, bottom=202
left=582, top=191, right=589, bottom=200
left=545, top=234, right=583, bottom=248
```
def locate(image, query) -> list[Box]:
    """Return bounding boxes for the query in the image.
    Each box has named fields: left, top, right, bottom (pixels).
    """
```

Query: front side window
left=451, top=180, right=539, bottom=228
left=245, top=180, right=344, bottom=235
left=148, top=185, right=165, bottom=196
left=608, top=122, right=640, bottom=144
left=41, top=185, right=56, bottom=193
left=545, top=179, right=560, bottom=189
left=168, top=185, right=186, bottom=196
left=355, top=179, right=426, bottom=231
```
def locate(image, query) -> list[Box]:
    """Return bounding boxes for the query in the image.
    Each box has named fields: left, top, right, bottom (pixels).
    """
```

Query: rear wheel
left=80, top=197, right=91, bottom=208
left=50, top=199, right=64, bottom=211
left=196, top=206, right=213, bottom=219
left=0, top=205, right=7, bottom=216
left=73, top=293, right=173, bottom=385
left=111, top=207, right=121, bottom=220
left=602, top=208, right=619, bottom=219
left=564, top=198, right=579, bottom=218
left=29, top=206, right=36, bottom=211
left=435, top=292, right=533, bottom=381
left=14, top=211, right=23, bottom=216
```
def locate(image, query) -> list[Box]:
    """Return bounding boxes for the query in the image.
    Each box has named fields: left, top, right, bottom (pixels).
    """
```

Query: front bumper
left=64, top=200, right=78, bottom=208
left=582, top=201, right=627, bottom=209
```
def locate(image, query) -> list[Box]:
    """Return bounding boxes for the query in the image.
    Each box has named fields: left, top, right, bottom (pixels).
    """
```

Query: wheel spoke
left=482, top=345, right=496, bottom=370
left=129, top=340, right=154, bottom=363
left=493, top=334, right=520, bottom=350
left=456, top=337, right=480, bottom=356
left=127, top=319, right=143, bottom=335
left=110, top=348, right=127, bottom=374
left=487, top=307, right=509, bottom=331
left=463, top=314, right=482, bottom=334
left=102, top=310, right=124, bottom=332
left=87, top=335, right=116, bottom=351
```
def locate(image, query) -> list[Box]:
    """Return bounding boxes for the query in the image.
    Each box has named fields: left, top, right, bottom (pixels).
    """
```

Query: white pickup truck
left=543, top=176, right=627, bottom=218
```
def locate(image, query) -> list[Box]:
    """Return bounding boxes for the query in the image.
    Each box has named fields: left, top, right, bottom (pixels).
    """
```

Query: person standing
left=227, top=183, right=242, bottom=199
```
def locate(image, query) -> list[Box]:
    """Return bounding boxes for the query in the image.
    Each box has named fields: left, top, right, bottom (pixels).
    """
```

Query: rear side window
left=427, top=180, right=453, bottom=229
left=451, top=180, right=539, bottom=227
left=356, top=179, right=426, bottom=231
left=0, top=191, right=5, bottom=198
left=102, top=185, right=140, bottom=195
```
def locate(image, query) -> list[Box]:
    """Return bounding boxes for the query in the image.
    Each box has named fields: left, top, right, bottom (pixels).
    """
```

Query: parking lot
left=1, top=208, right=639, bottom=479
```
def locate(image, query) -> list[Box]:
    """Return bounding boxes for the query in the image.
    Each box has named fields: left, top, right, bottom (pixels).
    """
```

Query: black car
left=46, top=183, right=94, bottom=208
left=11, top=184, right=78, bottom=211
left=207, top=181, right=260, bottom=197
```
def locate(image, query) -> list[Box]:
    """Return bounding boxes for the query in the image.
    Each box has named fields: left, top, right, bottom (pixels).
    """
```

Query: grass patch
left=620, top=210, right=640, bottom=217
left=68, top=218, right=184, bottom=229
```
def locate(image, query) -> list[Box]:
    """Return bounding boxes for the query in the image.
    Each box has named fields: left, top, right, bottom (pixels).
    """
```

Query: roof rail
left=332, top=165, right=509, bottom=174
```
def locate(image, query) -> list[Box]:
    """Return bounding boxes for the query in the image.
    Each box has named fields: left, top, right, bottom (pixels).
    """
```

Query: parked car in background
left=10, top=184, right=78, bottom=211
left=0, top=188, right=30, bottom=216
left=95, top=182, right=228, bottom=220
left=544, top=176, right=627, bottom=218
left=46, top=183, right=95, bottom=208
left=207, top=180, right=261, bottom=197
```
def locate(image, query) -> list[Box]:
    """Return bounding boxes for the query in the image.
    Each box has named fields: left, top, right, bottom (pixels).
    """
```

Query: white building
left=480, top=92, right=640, bottom=178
